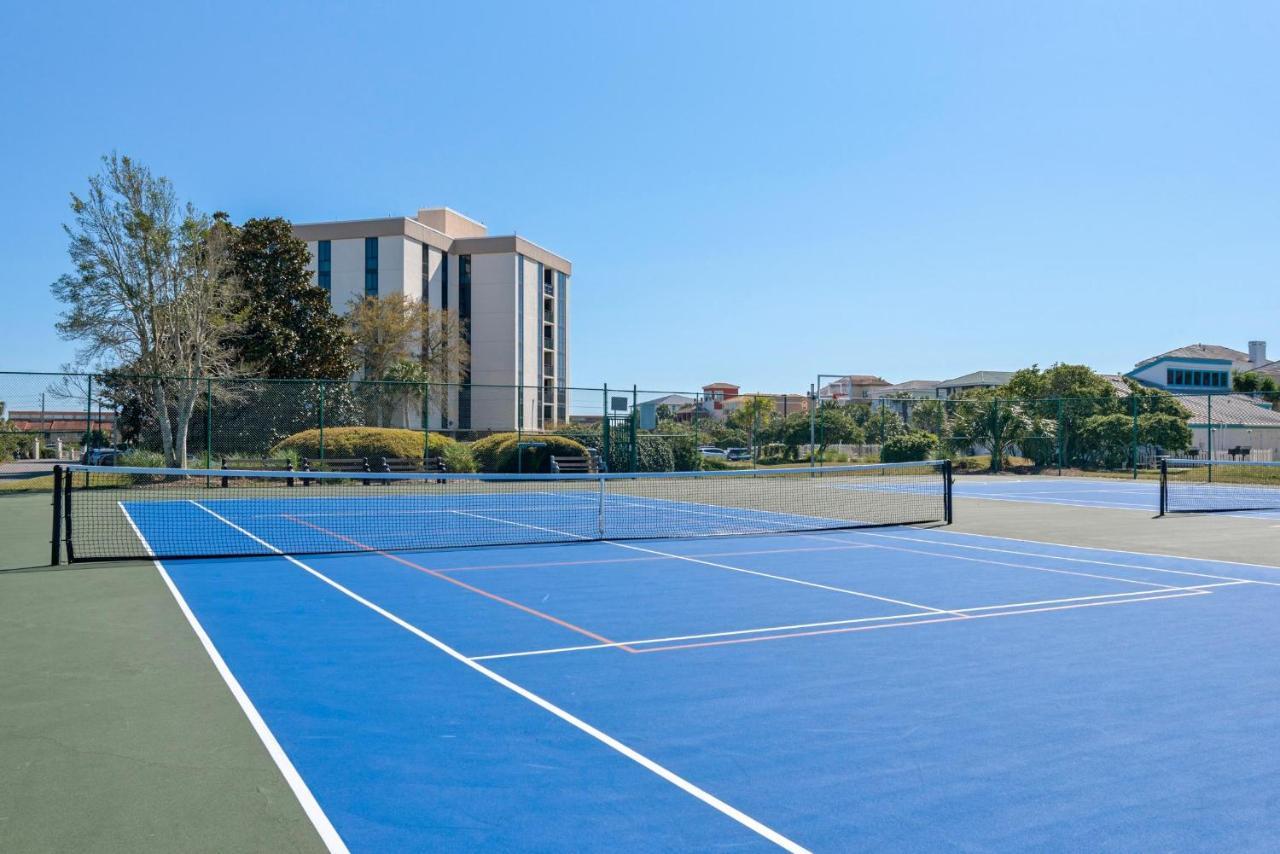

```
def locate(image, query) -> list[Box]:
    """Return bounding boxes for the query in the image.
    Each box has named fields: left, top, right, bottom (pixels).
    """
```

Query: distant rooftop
left=1176, top=394, right=1280, bottom=427
left=1134, top=343, right=1251, bottom=367
left=938, top=371, right=1014, bottom=388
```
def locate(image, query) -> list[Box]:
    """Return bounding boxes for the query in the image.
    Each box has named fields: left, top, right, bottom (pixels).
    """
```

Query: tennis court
left=957, top=465, right=1280, bottom=520
left=40, top=461, right=1280, bottom=850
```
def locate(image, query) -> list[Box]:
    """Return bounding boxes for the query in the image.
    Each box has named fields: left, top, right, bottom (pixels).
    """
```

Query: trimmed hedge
left=550, top=429, right=677, bottom=473
left=272, top=426, right=456, bottom=463
left=880, top=430, right=938, bottom=463
left=469, top=432, right=590, bottom=473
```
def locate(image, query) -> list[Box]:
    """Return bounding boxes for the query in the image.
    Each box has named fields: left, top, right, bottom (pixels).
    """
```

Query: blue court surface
left=956, top=475, right=1280, bottom=519
left=127, top=501, right=1280, bottom=851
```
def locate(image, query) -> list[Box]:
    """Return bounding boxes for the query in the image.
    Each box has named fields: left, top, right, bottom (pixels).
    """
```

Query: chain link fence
left=3, top=371, right=1278, bottom=491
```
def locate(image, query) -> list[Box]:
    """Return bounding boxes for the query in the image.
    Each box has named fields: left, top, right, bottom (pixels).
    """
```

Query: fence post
left=601, top=383, right=610, bottom=470
left=630, top=384, right=638, bottom=473
left=1207, top=394, right=1213, bottom=481
left=1056, top=398, right=1064, bottom=475
left=809, top=384, right=817, bottom=469
left=84, top=373, right=93, bottom=458
left=693, top=395, right=701, bottom=458
left=421, top=382, right=430, bottom=461
left=1130, top=394, right=1139, bottom=478
left=318, top=382, right=326, bottom=462
left=206, top=377, right=213, bottom=469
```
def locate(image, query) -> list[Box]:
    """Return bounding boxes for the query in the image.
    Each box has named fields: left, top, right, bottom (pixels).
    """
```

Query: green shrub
left=881, top=430, right=938, bottom=463
left=0, top=430, right=25, bottom=463
left=470, top=432, right=515, bottom=471
left=699, top=456, right=733, bottom=470
left=953, top=455, right=992, bottom=472
left=1019, top=436, right=1057, bottom=467
left=466, top=432, right=595, bottom=472
left=504, top=435, right=591, bottom=472
left=668, top=435, right=701, bottom=471
left=117, top=449, right=166, bottom=468
left=271, top=426, right=455, bottom=462
left=441, top=442, right=477, bottom=473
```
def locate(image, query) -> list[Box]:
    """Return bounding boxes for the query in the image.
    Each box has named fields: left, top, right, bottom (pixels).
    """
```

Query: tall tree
left=726, top=395, right=776, bottom=457
left=50, top=154, right=241, bottom=466
left=229, top=217, right=355, bottom=379
left=345, top=294, right=469, bottom=428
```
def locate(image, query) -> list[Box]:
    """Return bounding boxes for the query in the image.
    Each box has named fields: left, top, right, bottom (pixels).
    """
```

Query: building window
left=517, top=256, right=526, bottom=423
left=458, top=255, right=471, bottom=333
left=556, top=272, right=567, bottom=421
left=441, top=254, right=449, bottom=310
left=364, top=238, right=379, bottom=297
left=317, top=240, right=331, bottom=293
left=458, top=255, right=472, bottom=429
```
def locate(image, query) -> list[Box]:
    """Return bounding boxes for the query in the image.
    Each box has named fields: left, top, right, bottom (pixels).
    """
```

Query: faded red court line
left=284, top=515, right=637, bottom=653
left=635, top=589, right=1206, bottom=653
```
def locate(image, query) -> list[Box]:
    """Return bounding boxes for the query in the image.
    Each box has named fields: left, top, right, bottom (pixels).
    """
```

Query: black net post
left=943, top=458, right=954, bottom=524
left=62, top=466, right=75, bottom=563
left=1158, top=457, right=1168, bottom=516
left=50, top=464, right=63, bottom=565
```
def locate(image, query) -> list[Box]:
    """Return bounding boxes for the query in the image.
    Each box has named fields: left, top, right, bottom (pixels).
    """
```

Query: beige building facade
left=293, top=208, right=572, bottom=434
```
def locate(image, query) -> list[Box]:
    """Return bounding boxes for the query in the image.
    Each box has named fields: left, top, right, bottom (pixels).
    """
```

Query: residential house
left=1126, top=341, right=1268, bottom=392
left=935, top=371, right=1014, bottom=399
left=1175, top=393, right=1280, bottom=461
left=819, top=375, right=890, bottom=401
left=637, top=394, right=699, bottom=430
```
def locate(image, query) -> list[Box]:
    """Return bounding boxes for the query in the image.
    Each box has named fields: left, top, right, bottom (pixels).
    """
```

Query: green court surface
left=0, top=492, right=324, bottom=853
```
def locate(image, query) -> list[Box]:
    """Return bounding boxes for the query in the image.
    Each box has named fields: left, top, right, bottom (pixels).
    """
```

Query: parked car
left=725, top=447, right=752, bottom=461
left=83, top=447, right=121, bottom=466
left=698, top=446, right=727, bottom=459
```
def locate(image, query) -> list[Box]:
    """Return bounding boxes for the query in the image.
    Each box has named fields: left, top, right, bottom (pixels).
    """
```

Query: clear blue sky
left=2, top=1, right=1277, bottom=393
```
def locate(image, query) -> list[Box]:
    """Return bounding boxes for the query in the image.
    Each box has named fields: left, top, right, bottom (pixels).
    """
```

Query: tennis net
left=52, top=460, right=952, bottom=563
left=1160, top=458, right=1280, bottom=514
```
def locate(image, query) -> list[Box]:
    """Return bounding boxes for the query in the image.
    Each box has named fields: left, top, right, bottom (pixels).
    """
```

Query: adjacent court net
left=1160, top=458, right=1280, bottom=514
left=53, top=460, right=952, bottom=562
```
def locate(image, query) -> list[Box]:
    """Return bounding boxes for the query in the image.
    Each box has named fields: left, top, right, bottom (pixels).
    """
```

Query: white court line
left=959, top=494, right=1154, bottom=512
left=116, top=502, right=349, bottom=854
left=547, top=490, right=820, bottom=531
left=451, top=509, right=966, bottom=618
left=185, top=501, right=809, bottom=853
left=934, top=528, right=1280, bottom=572
left=962, top=490, right=1154, bottom=507
left=862, top=531, right=1280, bottom=587
left=481, top=588, right=1212, bottom=658
left=471, top=582, right=1246, bottom=661
left=864, top=543, right=1181, bottom=589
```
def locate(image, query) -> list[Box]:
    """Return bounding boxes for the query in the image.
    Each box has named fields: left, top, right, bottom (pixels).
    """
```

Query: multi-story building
left=292, top=208, right=572, bottom=434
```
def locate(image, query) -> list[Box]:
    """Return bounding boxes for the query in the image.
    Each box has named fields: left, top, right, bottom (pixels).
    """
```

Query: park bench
left=372, top=456, right=448, bottom=483
left=550, top=454, right=598, bottom=474
left=219, top=457, right=294, bottom=488
left=300, top=456, right=372, bottom=485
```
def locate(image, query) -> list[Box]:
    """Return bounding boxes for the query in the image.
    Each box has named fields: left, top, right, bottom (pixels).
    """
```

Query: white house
left=1126, top=341, right=1268, bottom=392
